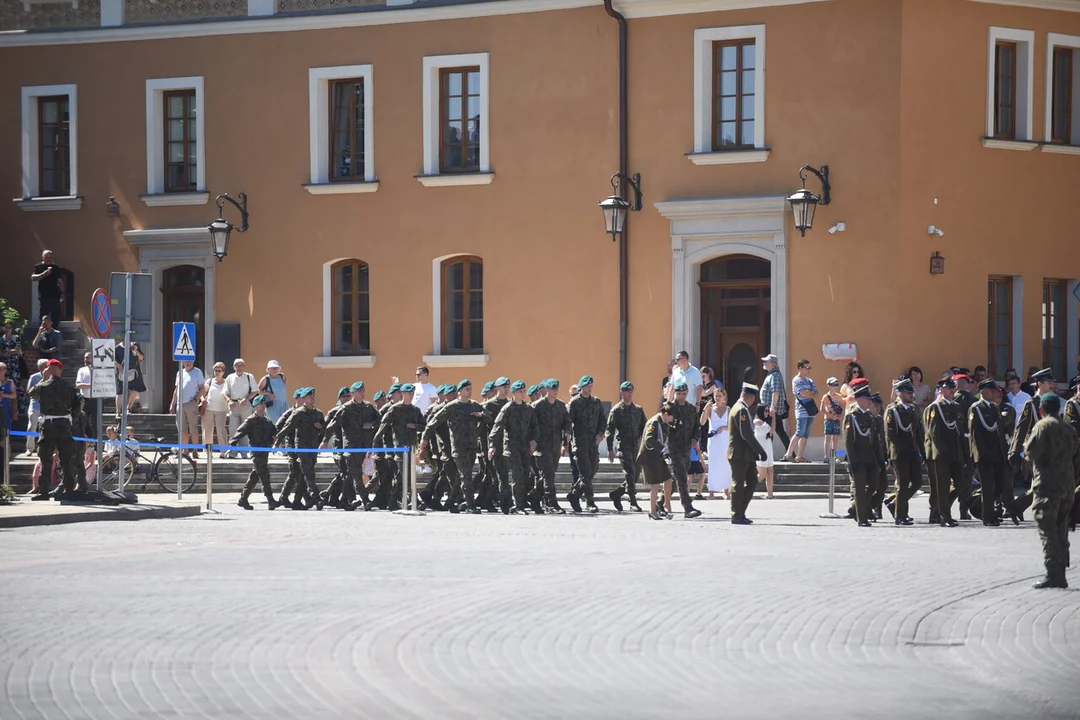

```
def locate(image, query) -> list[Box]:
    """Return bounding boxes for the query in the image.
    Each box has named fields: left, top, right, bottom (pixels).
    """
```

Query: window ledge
left=980, top=138, right=1039, bottom=152
left=421, top=354, right=489, bottom=368
left=1041, top=143, right=1080, bottom=155
left=686, top=149, right=770, bottom=166
left=416, top=173, right=495, bottom=187
left=13, top=196, right=83, bottom=211
left=313, top=355, right=376, bottom=369
left=141, top=192, right=210, bottom=207
left=303, top=181, right=380, bottom=195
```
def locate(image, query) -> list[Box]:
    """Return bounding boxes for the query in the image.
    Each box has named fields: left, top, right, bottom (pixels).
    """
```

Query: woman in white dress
left=753, top=404, right=776, bottom=499
left=700, top=389, right=731, bottom=499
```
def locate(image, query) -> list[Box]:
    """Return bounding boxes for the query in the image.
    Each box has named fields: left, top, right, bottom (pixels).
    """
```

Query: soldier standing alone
left=606, top=381, right=647, bottom=513
left=567, top=375, right=606, bottom=514
left=727, top=382, right=767, bottom=525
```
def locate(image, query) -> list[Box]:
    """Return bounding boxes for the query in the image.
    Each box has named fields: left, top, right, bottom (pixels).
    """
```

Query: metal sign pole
left=118, top=273, right=132, bottom=494
left=3, top=430, right=10, bottom=490
left=96, top=398, right=104, bottom=491
left=820, top=450, right=842, bottom=519
left=177, top=360, right=183, bottom=501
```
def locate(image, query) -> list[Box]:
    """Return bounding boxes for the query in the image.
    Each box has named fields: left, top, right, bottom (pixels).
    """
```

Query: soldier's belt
left=42, top=414, right=72, bottom=422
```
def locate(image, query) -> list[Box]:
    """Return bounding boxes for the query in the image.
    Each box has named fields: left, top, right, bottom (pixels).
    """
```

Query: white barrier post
left=394, top=447, right=425, bottom=516
left=820, top=450, right=842, bottom=519
left=204, top=442, right=219, bottom=514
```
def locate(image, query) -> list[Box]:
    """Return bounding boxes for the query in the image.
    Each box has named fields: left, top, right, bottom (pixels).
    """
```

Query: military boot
left=566, top=489, right=582, bottom=513
left=545, top=494, right=566, bottom=515
left=608, top=488, right=625, bottom=512
left=237, top=492, right=254, bottom=510
left=627, top=494, right=643, bottom=512
left=264, top=492, right=280, bottom=510
left=928, top=508, right=941, bottom=524
left=290, top=496, right=306, bottom=510
left=1032, top=574, right=1068, bottom=589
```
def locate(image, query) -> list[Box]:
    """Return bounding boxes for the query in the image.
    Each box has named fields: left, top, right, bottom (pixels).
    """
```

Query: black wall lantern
left=105, top=196, right=120, bottom=217
left=208, top=193, right=249, bottom=261
left=598, top=172, right=643, bottom=241
left=787, top=165, right=832, bottom=237
left=930, top=252, right=945, bottom=275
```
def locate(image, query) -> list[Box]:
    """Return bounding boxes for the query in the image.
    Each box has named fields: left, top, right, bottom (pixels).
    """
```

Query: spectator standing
left=169, top=360, right=205, bottom=459
left=753, top=404, right=776, bottom=498
left=839, top=361, right=865, bottom=409
left=32, top=315, right=62, bottom=360
left=75, top=352, right=91, bottom=395
left=1020, top=366, right=1041, bottom=398
left=1, top=321, right=27, bottom=416
left=821, top=377, right=843, bottom=462
left=225, top=358, right=258, bottom=459
left=1006, top=376, right=1032, bottom=416
left=412, top=366, right=439, bottom=415
left=258, top=360, right=288, bottom=422
left=784, top=359, right=817, bottom=462
left=971, top=365, right=987, bottom=387
left=0, top=362, right=16, bottom=434
left=660, top=357, right=676, bottom=409
left=759, top=353, right=790, bottom=454
left=668, top=350, right=704, bottom=405
left=700, top=389, right=731, bottom=499
left=907, top=366, right=931, bottom=408
left=30, top=250, right=64, bottom=324
left=114, top=342, right=146, bottom=416
left=22, top=359, right=47, bottom=456
left=204, top=362, right=230, bottom=458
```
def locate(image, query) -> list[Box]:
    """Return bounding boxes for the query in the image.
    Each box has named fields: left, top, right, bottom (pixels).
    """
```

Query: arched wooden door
left=160, top=265, right=205, bottom=405
left=699, top=255, right=771, bottom=393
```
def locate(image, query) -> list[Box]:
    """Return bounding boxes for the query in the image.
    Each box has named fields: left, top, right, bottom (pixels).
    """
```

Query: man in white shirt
left=23, top=359, right=48, bottom=455
left=170, top=360, right=206, bottom=458
left=225, top=358, right=258, bottom=458
left=667, top=350, right=704, bottom=405
left=75, top=352, right=92, bottom=395
left=412, top=365, right=440, bottom=415
left=1006, top=376, right=1031, bottom=417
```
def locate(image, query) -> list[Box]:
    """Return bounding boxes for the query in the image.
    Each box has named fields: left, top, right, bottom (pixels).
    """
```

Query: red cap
left=46, top=359, right=63, bottom=368
left=951, top=373, right=969, bottom=382
left=850, top=377, right=870, bottom=387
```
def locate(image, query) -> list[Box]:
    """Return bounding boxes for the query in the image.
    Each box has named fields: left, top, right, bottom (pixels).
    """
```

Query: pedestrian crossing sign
left=172, top=322, right=197, bottom=361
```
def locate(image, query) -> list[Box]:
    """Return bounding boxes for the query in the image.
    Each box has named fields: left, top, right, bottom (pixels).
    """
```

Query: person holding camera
left=32, top=315, right=62, bottom=360
left=31, top=250, right=64, bottom=324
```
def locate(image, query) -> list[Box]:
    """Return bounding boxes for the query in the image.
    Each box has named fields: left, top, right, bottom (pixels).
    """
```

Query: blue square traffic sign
left=172, top=322, right=197, bottom=362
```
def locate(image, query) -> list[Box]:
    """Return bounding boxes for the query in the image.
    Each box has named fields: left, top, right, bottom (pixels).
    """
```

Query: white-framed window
left=690, top=25, right=767, bottom=166
left=418, top=52, right=493, bottom=187
left=983, top=27, right=1035, bottom=151
left=305, top=64, right=378, bottom=194
left=143, top=76, right=207, bottom=206
left=15, top=84, right=81, bottom=212
left=422, top=253, right=489, bottom=368
left=1044, top=33, right=1080, bottom=154
left=314, top=258, right=377, bottom=370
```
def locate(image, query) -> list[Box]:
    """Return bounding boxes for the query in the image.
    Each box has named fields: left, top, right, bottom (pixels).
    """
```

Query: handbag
left=799, top=397, right=820, bottom=416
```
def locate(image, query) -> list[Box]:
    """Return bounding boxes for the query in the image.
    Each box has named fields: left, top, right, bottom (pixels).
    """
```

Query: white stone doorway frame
left=121, top=227, right=217, bottom=413
left=654, top=196, right=788, bottom=374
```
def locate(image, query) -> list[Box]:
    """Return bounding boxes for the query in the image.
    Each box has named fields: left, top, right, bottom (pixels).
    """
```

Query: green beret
left=578, top=375, right=594, bottom=387
left=298, top=387, right=315, bottom=398
left=456, top=379, right=472, bottom=391
left=527, top=384, right=539, bottom=395
left=481, top=381, right=495, bottom=395
left=292, top=388, right=303, bottom=399
left=251, top=394, right=267, bottom=407
left=337, top=386, right=351, bottom=398
left=436, top=384, right=450, bottom=395
left=511, top=380, right=526, bottom=392
left=620, top=381, right=634, bottom=392
left=546, top=378, right=560, bottom=389
left=388, top=383, right=402, bottom=394
left=494, top=376, right=510, bottom=388
left=350, top=381, right=364, bottom=392
left=373, top=390, right=386, bottom=401
left=400, top=383, right=415, bottom=393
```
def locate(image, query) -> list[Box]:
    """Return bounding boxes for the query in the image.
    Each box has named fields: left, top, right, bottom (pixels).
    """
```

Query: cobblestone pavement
left=1, top=496, right=1077, bottom=719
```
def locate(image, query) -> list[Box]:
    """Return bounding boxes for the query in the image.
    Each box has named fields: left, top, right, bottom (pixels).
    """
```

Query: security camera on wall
left=928, top=225, right=944, bottom=237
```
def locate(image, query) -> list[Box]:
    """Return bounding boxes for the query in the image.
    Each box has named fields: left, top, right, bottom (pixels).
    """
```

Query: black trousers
left=931, top=457, right=963, bottom=521
left=773, top=412, right=791, bottom=452
left=891, top=456, right=922, bottom=520
left=976, top=459, right=1010, bottom=524
left=39, top=295, right=61, bottom=324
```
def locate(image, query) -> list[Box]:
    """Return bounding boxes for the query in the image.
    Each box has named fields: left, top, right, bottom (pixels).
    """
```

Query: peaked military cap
left=853, top=385, right=873, bottom=399
left=620, top=381, right=634, bottom=392
left=1031, top=368, right=1055, bottom=383
left=951, top=373, right=969, bottom=383
left=527, top=384, right=539, bottom=395
left=578, top=375, right=594, bottom=388
left=481, top=381, right=495, bottom=395
left=938, top=378, right=956, bottom=389
left=870, top=393, right=883, bottom=404
left=251, top=394, right=268, bottom=407
left=456, top=379, right=472, bottom=391
left=511, top=380, right=526, bottom=392
left=388, top=383, right=402, bottom=394
left=494, top=376, right=510, bottom=388
left=338, top=386, right=352, bottom=398
left=400, top=383, right=415, bottom=393
left=977, top=378, right=998, bottom=391
left=373, top=390, right=386, bottom=401
left=894, top=378, right=914, bottom=394
left=672, top=381, right=689, bottom=392
left=742, top=382, right=759, bottom=395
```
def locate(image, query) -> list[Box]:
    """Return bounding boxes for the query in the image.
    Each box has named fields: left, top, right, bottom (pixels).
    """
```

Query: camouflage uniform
left=489, top=400, right=537, bottom=512
left=321, top=397, right=349, bottom=506
left=373, top=401, right=425, bottom=506
left=28, top=373, right=78, bottom=495
left=274, top=405, right=301, bottom=505
left=420, top=400, right=453, bottom=508
left=1024, top=415, right=1079, bottom=584
left=231, top=411, right=278, bottom=506
left=479, top=394, right=510, bottom=510
left=567, top=393, right=605, bottom=507
left=532, top=396, right=571, bottom=509
left=423, top=397, right=485, bottom=510
left=325, top=399, right=380, bottom=507
left=606, top=400, right=646, bottom=507
left=667, top=399, right=700, bottom=513
left=276, top=405, right=325, bottom=508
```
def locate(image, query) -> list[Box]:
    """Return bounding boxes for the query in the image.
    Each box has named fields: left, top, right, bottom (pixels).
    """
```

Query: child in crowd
left=30, top=451, right=61, bottom=497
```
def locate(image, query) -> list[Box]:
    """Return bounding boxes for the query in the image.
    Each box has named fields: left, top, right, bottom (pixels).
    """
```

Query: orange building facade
left=2, top=0, right=1078, bottom=419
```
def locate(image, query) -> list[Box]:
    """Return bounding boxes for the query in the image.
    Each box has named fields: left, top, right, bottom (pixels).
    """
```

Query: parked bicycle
left=98, top=438, right=199, bottom=493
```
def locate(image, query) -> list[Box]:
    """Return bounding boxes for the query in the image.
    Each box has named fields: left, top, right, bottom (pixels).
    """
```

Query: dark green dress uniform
left=668, top=390, right=702, bottom=517
left=606, top=385, right=647, bottom=511
left=727, top=385, right=766, bottom=523
left=843, top=388, right=880, bottom=526
left=71, top=399, right=94, bottom=490
left=1024, top=411, right=1079, bottom=587
left=531, top=385, right=571, bottom=512
left=969, top=381, right=1010, bottom=526
left=954, top=382, right=977, bottom=517
left=275, top=390, right=325, bottom=510
left=231, top=398, right=279, bottom=510
left=885, top=391, right=925, bottom=524
left=28, top=368, right=79, bottom=497
left=423, top=381, right=485, bottom=512
left=488, top=387, right=537, bottom=513
left=868, top=396, right=888, bottom=519
left=1064, top=395, right=1080, bottom=437
left=567, top=376, right=606, bottom=511
left=636, top=413, right=671, bottom=487
left=324, top=382, right=380, bottom=508
left=926, top=391, right=963, bottom=526
left=373, top=393, right=425, bottom=507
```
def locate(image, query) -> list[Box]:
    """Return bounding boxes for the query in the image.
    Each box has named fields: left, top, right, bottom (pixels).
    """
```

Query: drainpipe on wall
left=602, top=0, right=629, bottom=383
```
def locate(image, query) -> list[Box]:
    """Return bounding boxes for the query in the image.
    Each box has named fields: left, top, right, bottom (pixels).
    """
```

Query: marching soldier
left=1023, top=393, right=1078, bottom=589
left=371, top=382, right=425, bottom=509
left=926, top=378, right=963, bottom=527
left=567, top=375, right=606, bottom=513
left=969, top=378, right=1010, bottom=525
left=1008, top=368, right=1058, bottom=518
left=370, top=383, right=404, bottom=509
left=667, top=382, right=703, bottom=519
left=323, top=381, right=380, bottom=510
left=488, top=380, right=538, bottom=514
left=372, top=390, right=388, bottom=412
left=419, top=384, right=457, bottom=511
left=638, top=403, right=675, bottom=520
left=273, top=389, right=303, bottom=507
left=420, top=380, right=486, bottom=513
left=868, top=393, right=888, bottom=520
left=479, top=377, right=511, bottom=512
left=844, top=385, right=881, bottom=527
left=231, top=395, right=280, bottom=510
left=885, top=378, right=924, bottom=525
left=320, top=386, right=352, bottom=508
left=531, top=379, right=570, bottom=514
left=275, top=387, right=325, bottom=510
left=727, top=382, right=766, bottom=525
left=606, top=381, right=647, bottom=513
left=27, top=359, right=78, bottom=500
